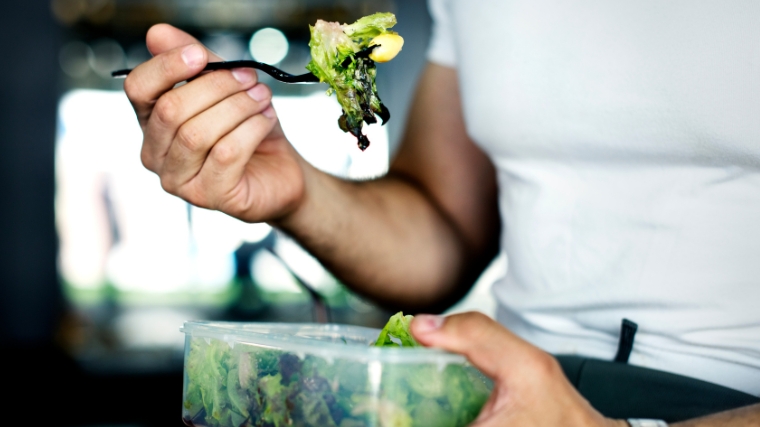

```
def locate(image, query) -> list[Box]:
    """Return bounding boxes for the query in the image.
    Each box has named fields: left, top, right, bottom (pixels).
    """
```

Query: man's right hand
left=124, top=24, right=305, bottom=223
left=123, top=24, right=500, bottom=310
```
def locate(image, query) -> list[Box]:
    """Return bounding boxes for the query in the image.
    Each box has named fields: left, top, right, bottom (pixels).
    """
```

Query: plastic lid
left=181, top=321, right=468, bottom=365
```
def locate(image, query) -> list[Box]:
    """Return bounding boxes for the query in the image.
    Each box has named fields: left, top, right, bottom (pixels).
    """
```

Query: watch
left=627, top=420, right=669, bottom=427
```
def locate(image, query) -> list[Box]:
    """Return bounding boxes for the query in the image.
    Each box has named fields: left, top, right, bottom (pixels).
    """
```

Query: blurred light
left=272, top=94, right=389, bottom=179
left=126, top=43, right=151, bottom=69
left=85, top=0, right=116, bottom=25
left=249, top=28, right=289, bottom=65
left=346, top=293, right=375, bottom=314
left=88, top=38, right=125, bottom=78
left=240, top=223, right=273, bottom=244
left=274, top=235, right=340, bottom=296
left=189, top=207, right=271, bottom=256
left=251, top=251, right=303, bottom=294
left=51, top=0, right=87, bottom=26
left=203, top=33, right=247, bottom=61
left=192, top=0, right=249, bottom=28
left=113, top=308, right=190, bottom=349
left=56, top=90, right=238, bottom=295
left=59, top=41, right=93, bottom=78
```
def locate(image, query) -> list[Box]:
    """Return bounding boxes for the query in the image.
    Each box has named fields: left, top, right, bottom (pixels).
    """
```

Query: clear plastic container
left=181, top=321, right=492, bottom=427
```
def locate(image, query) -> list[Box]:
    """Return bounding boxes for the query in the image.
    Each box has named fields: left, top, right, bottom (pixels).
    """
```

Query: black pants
left=557, top=355, right=760, bottom=422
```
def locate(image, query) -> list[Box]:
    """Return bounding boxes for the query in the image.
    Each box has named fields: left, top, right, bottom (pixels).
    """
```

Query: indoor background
left=0, top=1, right=500, bottom=426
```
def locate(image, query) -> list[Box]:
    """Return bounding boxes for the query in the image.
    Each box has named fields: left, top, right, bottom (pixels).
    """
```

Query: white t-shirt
left=427, top=0, right=760, bottom=396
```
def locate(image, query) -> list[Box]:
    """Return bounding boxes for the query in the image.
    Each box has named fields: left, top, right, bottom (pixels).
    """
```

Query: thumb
left=411, top=312, right=542, bottom=382
left=146, top=24, right=223, bottom=61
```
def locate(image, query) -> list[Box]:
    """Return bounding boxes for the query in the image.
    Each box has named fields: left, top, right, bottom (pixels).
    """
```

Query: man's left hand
left=410, top=312, right=626, bottom=427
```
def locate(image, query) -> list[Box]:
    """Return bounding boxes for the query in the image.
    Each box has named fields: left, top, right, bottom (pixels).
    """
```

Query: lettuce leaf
left=373, top=312, right=419, bottom=348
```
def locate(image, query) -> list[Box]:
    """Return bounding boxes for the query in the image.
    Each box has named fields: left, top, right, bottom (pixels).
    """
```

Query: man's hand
left=124, top=24, right=305, bottom=223
left=123, top=26, right=500, bottom=311
left=411, top=312, right=626, bottom=427
left=411, top=312, right=760, bottom=426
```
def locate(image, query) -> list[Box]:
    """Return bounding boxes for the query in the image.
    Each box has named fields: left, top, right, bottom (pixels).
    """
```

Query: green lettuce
left=306, top=13, right=397, bottom=151
left=182, top=312, right=491, bottom=427
left=373, top=312, right=419, bottom=348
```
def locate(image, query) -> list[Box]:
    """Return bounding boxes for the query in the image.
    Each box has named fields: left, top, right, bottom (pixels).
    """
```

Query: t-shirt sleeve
left=426, top=0, right=457, bottom=68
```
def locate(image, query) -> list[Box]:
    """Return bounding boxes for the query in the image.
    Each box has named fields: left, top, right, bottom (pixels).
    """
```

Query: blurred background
left=1, top=1, right=500, bottom=426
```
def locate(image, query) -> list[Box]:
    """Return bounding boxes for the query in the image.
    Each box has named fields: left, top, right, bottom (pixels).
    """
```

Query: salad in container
left=181, top=313, right=492, bottom=427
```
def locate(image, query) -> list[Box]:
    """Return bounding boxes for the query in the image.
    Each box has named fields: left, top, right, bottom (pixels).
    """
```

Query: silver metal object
left=627, top=419, right=669, bottom=427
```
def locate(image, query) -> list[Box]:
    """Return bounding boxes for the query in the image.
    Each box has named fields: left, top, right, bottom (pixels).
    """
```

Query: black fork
left=111, top=46, right=379, bottom=84
left=112, top=60, right=321, bottom=84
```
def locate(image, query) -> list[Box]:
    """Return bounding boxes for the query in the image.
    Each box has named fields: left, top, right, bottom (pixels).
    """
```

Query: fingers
left=124, top=43, right=210, bottom=124
left=411, top=312, right=554, bottom=382
left=145, top=24, right=222, bottom=61
left=159, top=83, right=273, bottom=187
left=140, top=67, right=260, bottom=170
left=125, top=24, right=225, bottom=125
left=413, top=313, right=617, bottom=427
left=189, top=107, right=280, bottom=210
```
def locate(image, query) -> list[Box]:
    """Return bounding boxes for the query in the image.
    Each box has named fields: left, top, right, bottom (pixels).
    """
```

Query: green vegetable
left=411, top=398, right=456, bottom=427
left=374, top=312, right=419, bottom=348
left=306, top=13, right=398, bottom=151
left=182, top=313, right=491, bottom=427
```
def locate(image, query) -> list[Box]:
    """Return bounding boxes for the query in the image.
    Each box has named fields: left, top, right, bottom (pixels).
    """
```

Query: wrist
left=269, top=157, right=324, bottom=232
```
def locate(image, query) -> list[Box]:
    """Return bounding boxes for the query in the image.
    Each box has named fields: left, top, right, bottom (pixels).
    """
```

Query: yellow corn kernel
left=369, top=34, right=404, bottom=63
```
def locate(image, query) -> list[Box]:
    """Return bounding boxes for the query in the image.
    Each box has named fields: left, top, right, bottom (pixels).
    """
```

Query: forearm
left=670, top=403, right=760, bottom=427
left=274, top=64, right=500, bottom=312
left=275, top=161, right=478, bottom=311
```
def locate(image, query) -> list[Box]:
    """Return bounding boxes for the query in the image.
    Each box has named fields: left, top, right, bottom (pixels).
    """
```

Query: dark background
left=1, top=1, right=431, bottom=426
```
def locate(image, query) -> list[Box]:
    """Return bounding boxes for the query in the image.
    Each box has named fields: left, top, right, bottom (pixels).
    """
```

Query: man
left=123, top=0, right=760, bottom=424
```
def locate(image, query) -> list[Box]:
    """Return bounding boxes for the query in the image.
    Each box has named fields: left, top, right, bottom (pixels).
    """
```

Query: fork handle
left=111, top=60, right=320, bottom=84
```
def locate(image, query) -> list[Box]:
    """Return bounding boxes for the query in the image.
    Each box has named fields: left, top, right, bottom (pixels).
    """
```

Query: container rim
left=181, top=321, right=469, bottom=365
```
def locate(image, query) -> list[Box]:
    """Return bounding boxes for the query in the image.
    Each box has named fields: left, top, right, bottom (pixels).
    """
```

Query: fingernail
left=414, top=315, right=444, bottom=334
left=262, top=106, right=276, bottom=119
left=182, top=45, right=204, bottom=68
left=232, top=68, right=255, bottom=84
left=247, top=84, right=270, bottom=102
